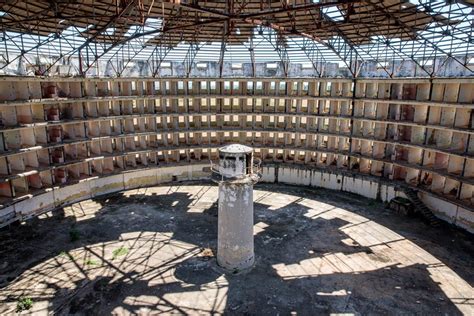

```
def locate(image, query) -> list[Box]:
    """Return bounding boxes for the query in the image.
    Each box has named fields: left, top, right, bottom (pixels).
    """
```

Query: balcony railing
left=210, top=158, right=262, bottom=183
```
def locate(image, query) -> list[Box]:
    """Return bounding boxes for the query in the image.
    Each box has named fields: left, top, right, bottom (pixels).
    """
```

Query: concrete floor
left=0, top=182, right=472, bottom=315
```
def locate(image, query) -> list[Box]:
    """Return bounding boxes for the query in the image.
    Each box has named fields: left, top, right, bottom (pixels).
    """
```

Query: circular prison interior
left=1, top=0, right=474, bottom=314
left=0, top=182, right=472, bottom=314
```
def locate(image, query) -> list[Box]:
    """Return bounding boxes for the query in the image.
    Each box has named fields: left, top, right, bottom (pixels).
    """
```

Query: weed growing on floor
left=16, top=297, right=33, bottom=312
left=112, top=247, right=128, bottom=259
left=59, top=251, right=74, bottom=260
left=85, top=259, right=99, bottom=266
left=69, top=229, right=80, bottom=242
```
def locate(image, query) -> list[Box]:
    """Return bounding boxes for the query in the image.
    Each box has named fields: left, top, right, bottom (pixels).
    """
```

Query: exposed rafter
left=0, top=0, right=472, bottom=77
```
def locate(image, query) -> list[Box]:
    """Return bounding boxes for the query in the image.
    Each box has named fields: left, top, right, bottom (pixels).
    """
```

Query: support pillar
left=212, top=144, right=260, bottom=271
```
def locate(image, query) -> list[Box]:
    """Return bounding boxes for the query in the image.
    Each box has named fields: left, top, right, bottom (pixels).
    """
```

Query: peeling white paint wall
left=1, top=164, right=472, bottom=233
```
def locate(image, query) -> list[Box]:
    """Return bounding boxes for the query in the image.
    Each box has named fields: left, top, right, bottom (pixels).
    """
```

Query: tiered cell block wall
left=0, top=77, right=472, bottom=232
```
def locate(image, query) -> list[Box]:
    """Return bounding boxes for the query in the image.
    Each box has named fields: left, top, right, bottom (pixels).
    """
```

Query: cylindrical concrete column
left=217, top=181, right=254, bottom=270
left=212, top=144, right=260, bottom=271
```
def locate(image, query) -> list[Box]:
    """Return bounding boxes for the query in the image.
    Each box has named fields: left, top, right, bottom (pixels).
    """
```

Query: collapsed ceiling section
left=0, top=0, right=473, bottom=77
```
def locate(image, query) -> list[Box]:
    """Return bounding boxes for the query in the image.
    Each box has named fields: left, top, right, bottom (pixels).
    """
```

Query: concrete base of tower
left=217, top=181, right=255, bottom=271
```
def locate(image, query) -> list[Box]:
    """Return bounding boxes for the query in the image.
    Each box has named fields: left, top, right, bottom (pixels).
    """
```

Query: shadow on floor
left=0, top=181, right=471, bottom=314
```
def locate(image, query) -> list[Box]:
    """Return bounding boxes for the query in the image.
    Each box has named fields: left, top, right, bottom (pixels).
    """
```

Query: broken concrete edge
left=0, top=164, right=472, bottom=234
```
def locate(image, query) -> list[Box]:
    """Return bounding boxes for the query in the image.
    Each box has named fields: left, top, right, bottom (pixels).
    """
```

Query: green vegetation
left=16, top=297, right=33, bottom=312
left=85, top=259, right=99, bottom=266
left=59, top=251, right=73, bottom=260
left=112, top=247, right=129, bottom=259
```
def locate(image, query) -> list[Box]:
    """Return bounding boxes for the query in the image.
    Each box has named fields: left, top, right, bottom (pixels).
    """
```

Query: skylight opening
left=376, top=61, right=389, bottom=69
left=438, top=2, right=472, bottom=19
left=104, top=28, right=115, bottom=36
left=125, top=25, right=140, bottom=37
left=0, top=1, right=471, bottom=74
left=422, top=60, right=433, bottom=67
left=322, top=6, right=344, bottom=21
left=145, top=17, right=162, bottom=29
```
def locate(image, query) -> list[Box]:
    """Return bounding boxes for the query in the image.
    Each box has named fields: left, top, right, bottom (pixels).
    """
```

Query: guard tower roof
left=219, top=144, right=253, bottom=155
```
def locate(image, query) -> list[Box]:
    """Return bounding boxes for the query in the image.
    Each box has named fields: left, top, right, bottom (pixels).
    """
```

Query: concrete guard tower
left=211, top=144, right=261, bottom=271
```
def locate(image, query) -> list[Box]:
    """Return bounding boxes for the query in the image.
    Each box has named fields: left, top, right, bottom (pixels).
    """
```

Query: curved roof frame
left=0, top=0, right=472, bottom=78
